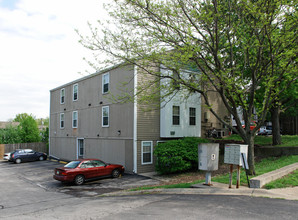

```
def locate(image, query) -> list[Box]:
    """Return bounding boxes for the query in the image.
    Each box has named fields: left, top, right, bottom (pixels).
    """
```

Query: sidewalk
left=102, top=172, right=298, bottom=201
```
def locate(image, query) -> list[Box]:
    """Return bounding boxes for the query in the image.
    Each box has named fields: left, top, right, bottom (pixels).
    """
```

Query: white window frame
left=60, top=88, right=65, bottom=104
left=77, top=138, right=84, bottom=159
left=102, top=106, right=109, bottom=127
left=102, top=73, right=109, bottom=94
left=73, top=84, right=78, bottom=101
left=60, top=113, right=64, bottom=129
left=72, top=111, right=78, bottom=128
left=141, top=141, right=153, bottom=165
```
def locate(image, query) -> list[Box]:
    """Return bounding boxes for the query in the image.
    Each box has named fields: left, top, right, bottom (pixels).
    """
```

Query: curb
left=100, top=184, right=298, bottom=201
left=250, top=163, right=298, bottom=188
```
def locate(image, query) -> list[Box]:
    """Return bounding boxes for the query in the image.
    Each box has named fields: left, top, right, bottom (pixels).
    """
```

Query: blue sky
left=0, top=0, right=19, bottom=10
left=0, top=0, right=109, bottom=121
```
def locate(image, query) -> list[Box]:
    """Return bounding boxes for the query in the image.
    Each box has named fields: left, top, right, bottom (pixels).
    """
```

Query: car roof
left=72, top=158, right=102, bottom=162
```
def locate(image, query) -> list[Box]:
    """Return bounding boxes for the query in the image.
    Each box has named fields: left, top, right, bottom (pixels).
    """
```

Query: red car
left=53, top=159, right=125, bottom=185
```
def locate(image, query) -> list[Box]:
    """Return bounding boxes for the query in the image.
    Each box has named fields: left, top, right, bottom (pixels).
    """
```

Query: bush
left=154, top=137, right=210, bottom=174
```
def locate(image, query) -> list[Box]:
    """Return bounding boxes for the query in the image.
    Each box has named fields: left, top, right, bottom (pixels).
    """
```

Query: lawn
left=224, top=134, right=298, bottom=147
left=264, top=169, right=298, bottom=189
left=211, top=155, right=298, bottom=187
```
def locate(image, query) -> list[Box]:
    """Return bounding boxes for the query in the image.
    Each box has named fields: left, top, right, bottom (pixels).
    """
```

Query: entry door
left=77, top=138, right=84, bottom=159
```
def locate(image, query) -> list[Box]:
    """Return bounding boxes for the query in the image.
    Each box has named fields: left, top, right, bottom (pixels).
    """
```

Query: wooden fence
left=0, top=142, right=47, bottom=159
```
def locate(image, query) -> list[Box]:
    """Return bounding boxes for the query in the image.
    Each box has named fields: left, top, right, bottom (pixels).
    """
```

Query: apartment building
left=49, top=64, right=227, bottom=173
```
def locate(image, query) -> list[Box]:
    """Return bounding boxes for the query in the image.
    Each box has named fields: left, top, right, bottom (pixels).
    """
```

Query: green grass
left=212, top=155, right=298, bottom=186
left=264, top=169, right=298, bottom=189
left=130, top=155, right=298, bottom=191
left=129, top=136, right=298, bottom=191
left=224, top=134, right=298, bottom=147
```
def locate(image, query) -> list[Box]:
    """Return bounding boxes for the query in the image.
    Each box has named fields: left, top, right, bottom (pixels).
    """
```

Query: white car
left=258, top=126, right=272, bottom=135
left=3, top=151, right=13, bottom=161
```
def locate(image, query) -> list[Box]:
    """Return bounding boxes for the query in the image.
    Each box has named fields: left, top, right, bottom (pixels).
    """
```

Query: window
left=73, top=84, right=78, bottom=101
left=189, top=107, right=196, bottom=125
left=92, top=160, right=106, bottom=167
left=60, top=88, right=65, bottom=104
left=72, top=111, right=78, bottom=128
left=102, top=73, right=109, bottom=94
left=102, top=106, right=109, bottom=127
left=142, top=141, right=153, bottom=164
left=77, top=138, right=84, bottom=158
left=60, top=113, right=64, bottom=129
left=172, top=106, right=180, bottom=125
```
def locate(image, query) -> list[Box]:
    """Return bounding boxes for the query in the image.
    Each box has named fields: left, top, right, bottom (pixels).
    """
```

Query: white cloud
left=0, top=0, right=110, bottom=121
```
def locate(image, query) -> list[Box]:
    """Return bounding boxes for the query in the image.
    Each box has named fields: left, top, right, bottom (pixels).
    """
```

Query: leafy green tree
left=13, top=113, right=34, bottom=122
left=270, top=80, right=297, bottom=145
left=77, top=0, right=297, bottom=174
left=0, top=125, right=22, bottom=144
left=18, top=116, right=41, bottom=143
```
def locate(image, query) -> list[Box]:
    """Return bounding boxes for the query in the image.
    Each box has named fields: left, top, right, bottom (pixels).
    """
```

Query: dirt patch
left=152, top=164, right=231, bottom=186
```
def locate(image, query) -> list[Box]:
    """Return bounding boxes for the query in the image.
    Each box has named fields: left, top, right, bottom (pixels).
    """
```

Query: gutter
left=133, top=65, right=138, bottom=173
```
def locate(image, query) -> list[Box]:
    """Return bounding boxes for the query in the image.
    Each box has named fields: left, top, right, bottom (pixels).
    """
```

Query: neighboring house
left=49, top=64, right=229, bottom=174
left=0, top=122, right=20, bottom=129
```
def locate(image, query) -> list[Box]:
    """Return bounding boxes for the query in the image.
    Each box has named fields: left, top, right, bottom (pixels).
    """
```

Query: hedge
left=154, top=137, right=210, bottom=174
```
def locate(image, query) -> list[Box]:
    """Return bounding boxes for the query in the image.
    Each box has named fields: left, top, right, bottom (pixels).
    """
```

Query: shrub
left=154, top=137, right=210, bottom=174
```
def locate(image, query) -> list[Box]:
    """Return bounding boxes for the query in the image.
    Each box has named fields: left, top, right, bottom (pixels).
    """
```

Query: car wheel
left=15, top=158, right=21, bottom=164
left=112, top=169, right=120, bottom=178
left=74, top=175, right=85, bottom=185
left=39, top=156, right=44, bottom=161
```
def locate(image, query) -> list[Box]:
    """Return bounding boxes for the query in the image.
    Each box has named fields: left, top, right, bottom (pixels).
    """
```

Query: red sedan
left=53, top=159, right=125, bottom=185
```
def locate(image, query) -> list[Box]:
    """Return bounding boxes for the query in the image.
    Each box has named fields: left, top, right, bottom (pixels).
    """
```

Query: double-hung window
left=73, top=84, right=78, bottom=101
left=72, top=111, right=78, bottom=128
left=172, top=106, right=180, bottom=125
left=102, top=106, right=109, bottom=127
left=60, top=113, right=64, bottom=129
left=142, top=141, right=153, bottom=164
left=102, top=73, right=109, bottom=94
left=189, top=107, right=196, bottom=125
left=60, top=88, right=65, bottom=104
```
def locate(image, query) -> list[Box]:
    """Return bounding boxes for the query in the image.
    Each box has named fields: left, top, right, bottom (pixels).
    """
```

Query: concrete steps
left=250, top=162, right=298, bottom=188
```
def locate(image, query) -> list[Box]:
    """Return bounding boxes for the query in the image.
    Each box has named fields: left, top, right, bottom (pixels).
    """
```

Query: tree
left=13, top=113, right=34, bottom=122
left=270, top=79, right=297, bottom=145
left=77, top=0, right=297, bottom=175
left=0, top=125, right=22, bottom=144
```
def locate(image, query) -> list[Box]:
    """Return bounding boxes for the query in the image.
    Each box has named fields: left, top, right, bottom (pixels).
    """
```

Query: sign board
left=224, top=144, right=248, bottom=166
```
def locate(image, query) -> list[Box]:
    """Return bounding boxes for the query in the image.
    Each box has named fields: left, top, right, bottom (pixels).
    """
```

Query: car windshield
left=64, top=161, right=81, bottom=168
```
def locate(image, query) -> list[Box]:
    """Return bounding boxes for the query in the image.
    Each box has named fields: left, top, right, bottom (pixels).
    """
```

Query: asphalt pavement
left=104, top=171, right=298, bottom=201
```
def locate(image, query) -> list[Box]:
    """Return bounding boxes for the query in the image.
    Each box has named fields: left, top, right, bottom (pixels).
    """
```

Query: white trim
left=77, top=138, right=84, bottom=159
left=60, top=88, right=65, bottom=104
left=102, top=106, right=109, bottom=127
left=72, top=111, right=78, bottom=128
left=141, top=141, right=153, bottom=165
left=133, top=65, right=138, bottom=173
left=73, top=83, right=78, bottom=101
left=102, top=72, right=110, bottom=94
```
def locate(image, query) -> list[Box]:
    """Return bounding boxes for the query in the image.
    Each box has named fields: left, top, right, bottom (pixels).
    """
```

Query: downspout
left=133, top=65, right=138, bottom=173
left=48, top=92, right=51, bottom=157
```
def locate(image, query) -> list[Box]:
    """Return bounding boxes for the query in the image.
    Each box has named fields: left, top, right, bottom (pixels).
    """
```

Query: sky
left=0, top=0, right=110, bottom=121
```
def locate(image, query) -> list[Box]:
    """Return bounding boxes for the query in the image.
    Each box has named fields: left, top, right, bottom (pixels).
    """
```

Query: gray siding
left=136, top=66, right=161, bottom=173
left=50, top=65, right=135, bottom=172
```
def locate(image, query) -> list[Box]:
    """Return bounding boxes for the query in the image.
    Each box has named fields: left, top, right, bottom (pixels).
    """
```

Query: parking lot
left=0, top=159, right=160, bottom=197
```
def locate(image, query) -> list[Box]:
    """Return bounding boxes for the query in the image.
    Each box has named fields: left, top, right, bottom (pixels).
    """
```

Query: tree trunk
left=245, top=134, right=256, bottom=175
left=271, top=106, right=282, bottom=145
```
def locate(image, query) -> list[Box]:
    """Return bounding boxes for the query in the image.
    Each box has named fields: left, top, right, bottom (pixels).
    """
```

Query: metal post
left=236, top=165, right=240, bottom=188
left=205, top=172, right=212, bottom=186
left=229, top=164, right=233, bottom=188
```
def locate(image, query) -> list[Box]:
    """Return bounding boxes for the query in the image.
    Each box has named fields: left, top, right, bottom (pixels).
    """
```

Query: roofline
left=50, top=63, right=127, bottom=92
